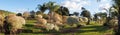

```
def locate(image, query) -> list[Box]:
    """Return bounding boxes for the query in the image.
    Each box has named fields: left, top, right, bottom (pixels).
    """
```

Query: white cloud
left=101, top=10, right=107, bottom=13
left=98, top=0, right=112, bottom=13
left=16, top=8, right=29, bottom=13
left=99, top=3, right=111, bottom=9
left=61, top=0, right=91, bottom=14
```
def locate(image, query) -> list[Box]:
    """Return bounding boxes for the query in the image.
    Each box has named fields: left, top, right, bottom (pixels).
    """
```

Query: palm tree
left=44, top=1, right=60, bottom=23
left=113, top=0, right=120, bottom=35
left=45, top=1, right=60, bottom=13
left=109, top=5, right=119, bottom=17
left=37, top=4, right=47, bottom=13
left=97, top=0, right=120, bottom=34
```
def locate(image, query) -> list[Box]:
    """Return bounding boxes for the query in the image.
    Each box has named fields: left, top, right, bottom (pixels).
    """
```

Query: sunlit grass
left=20, top=20, right=114, bottom=35
left=1, top=20, right=114, bottom=35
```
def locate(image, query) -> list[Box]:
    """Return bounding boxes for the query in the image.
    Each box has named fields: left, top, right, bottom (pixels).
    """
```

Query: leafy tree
left=109, top=5, right=119, bottom=17
left=80, top=7, right=91, bottom=25
left=80, top=7, right=91, bottom=18
left=36, top=11, right=42, bottom=15
left=93, top=14, right=98, bottom=21
left=96, top=12, right=107, bottom=18
left=30, top=10, right=36, bottom=18
left=97, top=0, right=120, bottom=34
left=113, top=0, right=120, bottom=34
left=16, top=13, right=22, bottom=16
left=73, top=12, right=79, bottom=16
left=56, top=6, right=69, bottom=16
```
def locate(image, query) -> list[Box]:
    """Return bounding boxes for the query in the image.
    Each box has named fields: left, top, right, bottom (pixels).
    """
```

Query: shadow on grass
left=21, top=24, right=110, bottom=35
left=25, top=24, right=34, bottom=27
left=32, top=27, right=81, bottom=35
left=21, top=24, right=34, bottom=33
left=76, top=25, right=109, bottom=33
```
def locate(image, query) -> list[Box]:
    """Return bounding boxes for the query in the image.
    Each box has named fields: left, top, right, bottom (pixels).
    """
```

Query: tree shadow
left=76, top=25, right=110, bottom=33
left=32, top=27, right=81, bottom=35
left=21, top=24, right=110, bottom=35
left=25, top=24, right=34, bottom=27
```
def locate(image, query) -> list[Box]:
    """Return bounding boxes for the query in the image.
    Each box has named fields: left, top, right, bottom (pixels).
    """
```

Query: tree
left=45, top=1, right=60, bottom=13
left=36, top=11, right=42, bottom=15
left=80, top=7, right=91, bottom=25
left=73, top=12, right=79, bottom=16
left=56, top=6, right=69, bottom=16
left=81, top=7, right=91, bottom=18
left=97, top=0, right=120, bottom=34
left=16, top=13, right=22, bottom=16
left=37, top=3, right=47, bottom=13
left=96, top=12, right=107, bottom=18
left=44, top=1, right=61, bottom=23
left=93, top=14, right=98, bottom=21
left=109, top=5, right=119, bottom=17
left=112, top=0, right=120, bottom=35
left=30, top=10, right=36, bottom=19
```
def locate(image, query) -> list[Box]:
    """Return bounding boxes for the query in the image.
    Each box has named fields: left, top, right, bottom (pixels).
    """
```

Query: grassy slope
left=0, top=19, right=114, bottom=35
left=18, top=20, right=114, bottom=35
left=0, top=10, right=114, bottom=35
left=0, top=10, right=15, bottom=16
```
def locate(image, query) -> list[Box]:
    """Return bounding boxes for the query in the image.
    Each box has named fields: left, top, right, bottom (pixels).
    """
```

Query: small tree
left=56, top=6, right=69, bottom=16
left=80, top=7, right=91, bottom=25
left=73, top=12, right=79, bottom=16
left=36, top=11, right=42, bottom=15
left=30, top=10, right=36, bottom=19
left=16, top=13, right=22, bottom=16
left=93, top=14, right=98, bottom=21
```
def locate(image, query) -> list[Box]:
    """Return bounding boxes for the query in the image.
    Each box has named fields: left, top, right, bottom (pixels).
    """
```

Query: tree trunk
left=115, top=15, right=120, bottom=35
left=87, top=18, right=90, bottom=25
left=115, top=6, right=120, bottom=35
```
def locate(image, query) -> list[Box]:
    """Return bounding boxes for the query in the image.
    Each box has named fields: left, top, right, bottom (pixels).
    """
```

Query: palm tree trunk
left=116, top=6, right=120, bottom=35
left=116, top=15, right=120, bottom=35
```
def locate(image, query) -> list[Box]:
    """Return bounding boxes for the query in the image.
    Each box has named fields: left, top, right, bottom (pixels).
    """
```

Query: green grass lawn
left=2, top=20, right=115, bottom=35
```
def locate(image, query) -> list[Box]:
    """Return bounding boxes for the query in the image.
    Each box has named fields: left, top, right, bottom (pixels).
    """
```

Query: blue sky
left=0, top=0, right=112, bottom=15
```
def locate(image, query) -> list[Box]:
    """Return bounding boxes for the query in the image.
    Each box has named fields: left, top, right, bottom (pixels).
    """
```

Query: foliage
left=109, top=5, right=119, bottom=17
left=37, top=1, right=69, bottom=16
left=56, top=6, right=69, bottom=16
left=80, top=7, right=91, bottom=25
left=73, top=12, right=79, bottom=16
left=30, top=10, right=36, bottom=19
left=80, top=7, right=91, bottom=18
left=16, top=13, right=22, bottom=16
left=45, top=1, right=60, bottom=12
left=94, top=12, right=107, bottom=18
left=36, top=11, right=42, bottom=15
left=37, top=3, right=47, bottom=13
